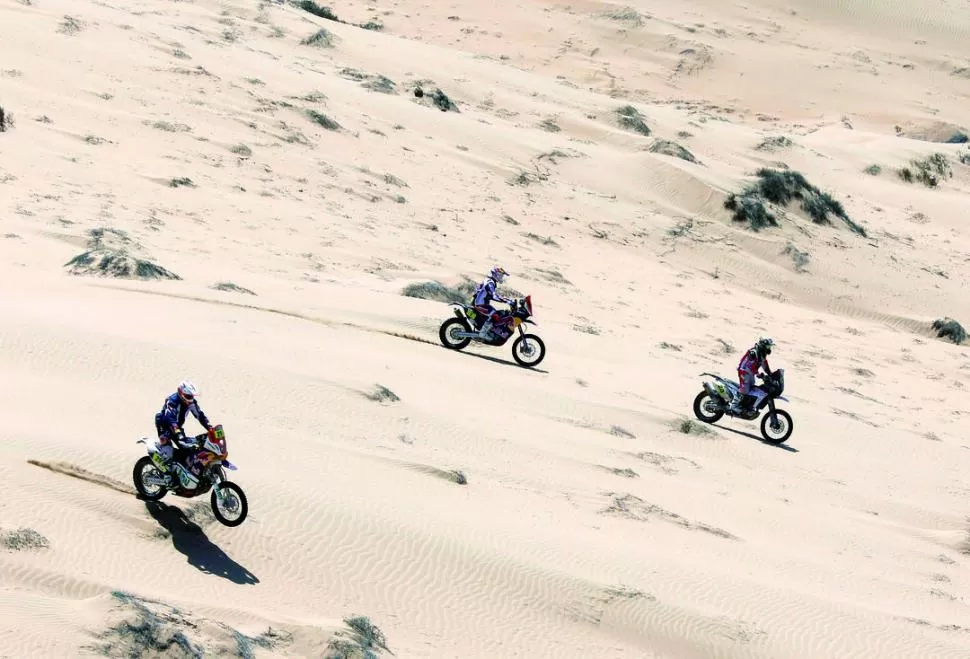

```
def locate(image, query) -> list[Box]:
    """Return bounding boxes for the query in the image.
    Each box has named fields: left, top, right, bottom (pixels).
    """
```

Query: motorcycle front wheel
left=211, top=481, right=248, bottom=527
left=760, top=409, right=793, bottom=444
left=512, top=334, right=546, bottom=367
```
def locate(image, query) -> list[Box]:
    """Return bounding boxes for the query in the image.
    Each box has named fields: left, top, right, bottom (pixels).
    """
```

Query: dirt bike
left=692, top=368, right=794, bottom=444
left=132, top=423, right=249, bottom=527
left=438, top=295, right=546, bottom=368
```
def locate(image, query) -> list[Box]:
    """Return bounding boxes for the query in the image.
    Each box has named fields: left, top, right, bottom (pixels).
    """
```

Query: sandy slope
left=2, top=0, right=970, bottom=657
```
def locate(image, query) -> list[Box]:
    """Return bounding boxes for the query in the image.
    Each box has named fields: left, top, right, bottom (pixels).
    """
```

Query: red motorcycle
left=438, top=295, right=546, bottom=368
left=132, top=423, right=249, bottom=527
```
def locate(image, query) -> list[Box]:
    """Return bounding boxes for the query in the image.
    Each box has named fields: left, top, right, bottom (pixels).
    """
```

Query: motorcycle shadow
left=450, top=347, right=549, bottom=374
left=144, top=501, right=260, bottom=585
left=718, top=424, right=799, bottom=453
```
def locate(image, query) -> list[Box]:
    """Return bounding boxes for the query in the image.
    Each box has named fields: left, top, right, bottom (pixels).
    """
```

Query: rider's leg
left=154, top=414, right=178, bottom=485
left=477, top=306, right=498, bottom=337
left=730, top=372, right=753, bottom=412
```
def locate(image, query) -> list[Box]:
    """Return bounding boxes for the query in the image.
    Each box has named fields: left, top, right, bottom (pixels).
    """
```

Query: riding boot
left=477, top=319, right=493, bottom=338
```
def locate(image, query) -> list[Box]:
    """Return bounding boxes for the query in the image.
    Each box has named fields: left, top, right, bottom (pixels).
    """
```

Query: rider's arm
left=191, top=403, right=212, bottom=430
left=494, top=287, right=514, bottom=304
left=159, top=397, right=181, bottom=433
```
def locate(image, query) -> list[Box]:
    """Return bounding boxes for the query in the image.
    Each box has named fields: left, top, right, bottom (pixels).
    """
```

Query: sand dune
left=2, top=0, right=970, bottom=656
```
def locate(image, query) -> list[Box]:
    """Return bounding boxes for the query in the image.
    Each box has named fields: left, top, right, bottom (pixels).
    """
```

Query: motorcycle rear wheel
left=133, top=456, right=168, bottom=501
left=439, top=317, right=472, bottom=350
left=692, top=391, right=725, bottom=424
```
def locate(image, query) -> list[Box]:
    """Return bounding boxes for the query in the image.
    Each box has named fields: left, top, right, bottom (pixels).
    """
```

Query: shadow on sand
left=144, top=501, right=260, bottom=585
left=446, top=346, right=549, bottom=374
left=719, top=425, right=799, bottom=453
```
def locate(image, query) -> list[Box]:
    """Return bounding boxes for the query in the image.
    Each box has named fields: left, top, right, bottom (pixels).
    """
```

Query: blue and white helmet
left=490, top=266, right=509, bottom=284
left=178, top=380, right=199, bottom=404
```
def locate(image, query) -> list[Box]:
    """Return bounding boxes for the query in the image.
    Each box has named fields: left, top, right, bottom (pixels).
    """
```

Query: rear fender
left=137, top=437, right=160, bottom=456
left=704, top=380, right=732, bottom=401
left=450, top=304, right=473, bottom=324
left=777, top=396, right=789, bottom=402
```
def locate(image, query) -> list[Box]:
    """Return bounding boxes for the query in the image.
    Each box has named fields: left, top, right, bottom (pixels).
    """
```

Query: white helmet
left=490, top=266, right=509, bottom=284
left=177, top=380, right=199, bottom=404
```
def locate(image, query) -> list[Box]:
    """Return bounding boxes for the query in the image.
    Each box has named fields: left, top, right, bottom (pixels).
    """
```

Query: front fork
left=516, top=324, right=534, bottom=352
left=210, top=467, right=227, bottom=502
left=766, top=398, right=779, bottom=426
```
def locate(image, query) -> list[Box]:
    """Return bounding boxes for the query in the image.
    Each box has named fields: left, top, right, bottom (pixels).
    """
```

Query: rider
left=472, top=266, right=513, bottom=338
left=729, top=337, right=774, bottom=414
left=154, top=380, right=213, bottom=485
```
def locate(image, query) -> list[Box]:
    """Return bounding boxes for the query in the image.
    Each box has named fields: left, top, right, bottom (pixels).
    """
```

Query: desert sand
left=1, top=0, right=970, bottom=656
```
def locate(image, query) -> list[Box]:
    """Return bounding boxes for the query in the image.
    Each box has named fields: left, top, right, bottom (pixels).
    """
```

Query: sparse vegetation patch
left=365, top=385, right=399, bottom=403
left=610, top=425, right=636, bottom=439
left=296, top=0, right=339, bottom=21
left=601, top=7, right=646, bottom=26
left=295, top=2, right=388, bottom=34
left=1, top=527, right=49, bottom=551
left=783, top=242, right=810, bottom=273
left=89, top=591, right=293, bottom=658
left=401, top=278, right=477, bottom=304
left=58, top=15, right=84, bottom=36
left=523, top=232, right=559, bottom=247
left=413, top=85, right=459, bottom=112
left=149, top=120, right=191, bottom=133
left=605, top=466, right=639, bottom=478
left=897, top=153, right=951, bottom=187
left=932, top=317, right=966, bottom=345
left=325, top=615, right=391, bottom=658
left=649, top=139, right=698, bottom=163
left=677, top=418, right=714, bottom=436
left=602, top=493, right=737, bottom=539
left=306, top=109, right=341, bottom=130
left=615, top=105, right=650, bottom=136
left=755, top=135, right=793, bottom=151
left=301, top=28, right=336, bottom=47
left=509, top=168, right=548, bottom=186
left=213, top=281, right=256, bottom=295
left=724, top=168, right=866, bottom=236
left=539, top=118, right=561, bottom=132
left=334, top=68, right=398, bottom=94
left=0, top=105, right=14, bottom=132
left=65, top=249, right=181, bottom=280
